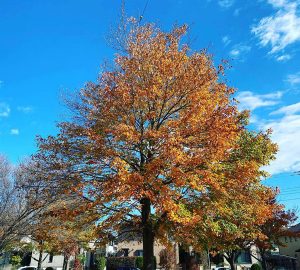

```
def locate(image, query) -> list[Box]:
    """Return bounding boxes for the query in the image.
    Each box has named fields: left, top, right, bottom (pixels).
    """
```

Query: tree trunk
left=141, top=198, right=155, bottom=270
left=37, top=246, right=43, bottom=270
left=224, top=253, right=236, bottom=270
left=200, top=250, right=209, bottom=270
left=63, top=254, right=69, bottom=270
left=261, top=251, right=267, bottom=270
left=228, top=257, right=236, bottom=270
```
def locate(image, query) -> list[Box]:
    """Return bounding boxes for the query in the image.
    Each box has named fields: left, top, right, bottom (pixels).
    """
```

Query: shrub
left=106, top=257, right=136, bottom=270
left=134, top=256, right=156, bottom=270
left=95, top=256, right=106, bottom=270
left=78, top=254, right=86, bottom=265
left=135, top=257, right=143, bottom=269
left=10, top=255, right=22, bottom=266
left=73, top=258, right=82, bottom=270
left=45, top=267, right=54, bottom=270
left=250, top=263, right=261, bottom=270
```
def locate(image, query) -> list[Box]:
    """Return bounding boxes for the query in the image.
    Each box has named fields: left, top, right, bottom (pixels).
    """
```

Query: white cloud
left=286, top=71, right=300, bottom=85
left=276, top=54, right=292, bottom=61
left=262, top=113, right=300, bottom=174
left=218, top=0, right=235, bottom=8
left=10, top=129, right=19, bottom=135
left=17, top=106, right=33, bottom=114
left=222, top=36, right=231, bottom=46
left=236, top=91, right=282, bottom=110
left=271, top=102, right=300, bottom=115
left=267, top=0, right=289, bottom=8
left=0, top=103, right=10, bottom=117
left=251, top=0, right=300, bottom=54
left=229, top=44, right=251, bottom=60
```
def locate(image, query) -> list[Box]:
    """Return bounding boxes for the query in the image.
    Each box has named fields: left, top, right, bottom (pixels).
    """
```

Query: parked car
left=212, top=267, right=231, bottom=270
left=17, top=267, right=37, bottom=270
left=117, top=267, right=140, bottom=270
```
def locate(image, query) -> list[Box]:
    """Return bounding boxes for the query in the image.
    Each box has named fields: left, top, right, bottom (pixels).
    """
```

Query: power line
left=139, top=0, right=150, bottom=23
left=279, top=197, right=300, bottom=202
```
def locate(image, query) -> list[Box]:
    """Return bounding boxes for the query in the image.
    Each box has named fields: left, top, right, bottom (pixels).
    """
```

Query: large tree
left=34, top=20, right=277, bottom=270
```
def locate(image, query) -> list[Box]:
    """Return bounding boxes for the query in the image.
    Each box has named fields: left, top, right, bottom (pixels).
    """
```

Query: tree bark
left=224, top=252, right=236, bottom=270
left=227, top=257, right=236, bottom=270
left=141, top=198, right=155, bottom=270
left=261, top=251, right=267, bottom=270
left=200, top=250, right=210, bottom=270
left=63, top=254, right=69, bottom=270
left=37, top=246, right=43, bottom=270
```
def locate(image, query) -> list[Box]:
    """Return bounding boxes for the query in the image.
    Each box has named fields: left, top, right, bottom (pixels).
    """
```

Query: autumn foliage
left=34, top=19, right=279, bottom=270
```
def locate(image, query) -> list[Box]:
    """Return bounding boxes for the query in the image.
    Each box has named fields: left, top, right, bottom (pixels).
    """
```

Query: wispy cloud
left=0, top=102, right=10, bottom=117
left=276, top=54, right=292, bottom=62
left=17, top=106, right=33, bottom=114
left=251, top=0, right=300, bottom=56
left=229, top=43, right=251, bottom=60
left=236, top=91, right=282, bottom=110
left=10, top=129, right=19, bottom=135
left=271, top=102, right=300, bottom=115
left=222, top=35, right=231, bottom=46
left=286, top=71, right=300, bottom=85
left=218, top=0, right=235, bottom=8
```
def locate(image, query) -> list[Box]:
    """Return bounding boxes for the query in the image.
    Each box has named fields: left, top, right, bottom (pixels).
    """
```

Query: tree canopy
left=33, top=20, right=279, bottom=270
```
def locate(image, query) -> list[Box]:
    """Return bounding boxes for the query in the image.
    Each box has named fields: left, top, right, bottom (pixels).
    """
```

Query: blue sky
left=1, top=0, right=300, bottom=210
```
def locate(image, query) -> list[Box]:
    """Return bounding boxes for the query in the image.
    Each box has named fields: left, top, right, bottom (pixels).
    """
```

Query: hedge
left=106, top=257, right=136, bottom=270
left=106, top=256, right=157, bottom=270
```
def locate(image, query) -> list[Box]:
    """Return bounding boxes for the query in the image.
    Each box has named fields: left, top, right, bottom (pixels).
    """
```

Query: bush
left=106, top=257, right=136, bottom=270
left=78, top=254, right=86, bottom=265
left=135, top=256, right=156, bottom=269
left=95, top=256, right=106, bottom=270
left=250, top=263, right=261, bottom=270
left=73, top=258, right=82, bottom=270
left=10, top=255, right=22, bottom=266
left=135, top=257, right=143, bottom=269
left=45, top=267, right=54, bottom=270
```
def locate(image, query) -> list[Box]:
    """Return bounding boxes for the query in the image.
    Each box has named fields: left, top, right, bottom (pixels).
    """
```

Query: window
left=122, top=249, right=129, bottom=257
left=235, top=250, right=251, bottom=264
left=134, top=250, right=143, bottom=257
left=49, top=253, right=53, bottom=263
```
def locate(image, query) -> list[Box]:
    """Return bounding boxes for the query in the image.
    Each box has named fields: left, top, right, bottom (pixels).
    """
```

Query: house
left=100, top=226, right=179, bottom=268
left=279, top=223, right=300, bottom=268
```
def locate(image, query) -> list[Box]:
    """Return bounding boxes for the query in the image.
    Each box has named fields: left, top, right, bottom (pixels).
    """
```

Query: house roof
left=288, top=223, right=300, bottom=233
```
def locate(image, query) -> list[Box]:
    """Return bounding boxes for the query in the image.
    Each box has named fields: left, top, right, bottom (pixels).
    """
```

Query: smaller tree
left=253, top=197, right=298, bottom=270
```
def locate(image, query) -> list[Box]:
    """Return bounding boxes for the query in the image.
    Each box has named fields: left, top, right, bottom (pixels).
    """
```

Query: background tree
left=0, top=155, right=46, bottom=251
left=252, top=197, right=298, bottom=270
left=33, top=19, right=277, bottom=270
left=176, top=129, right=280, bottom=270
